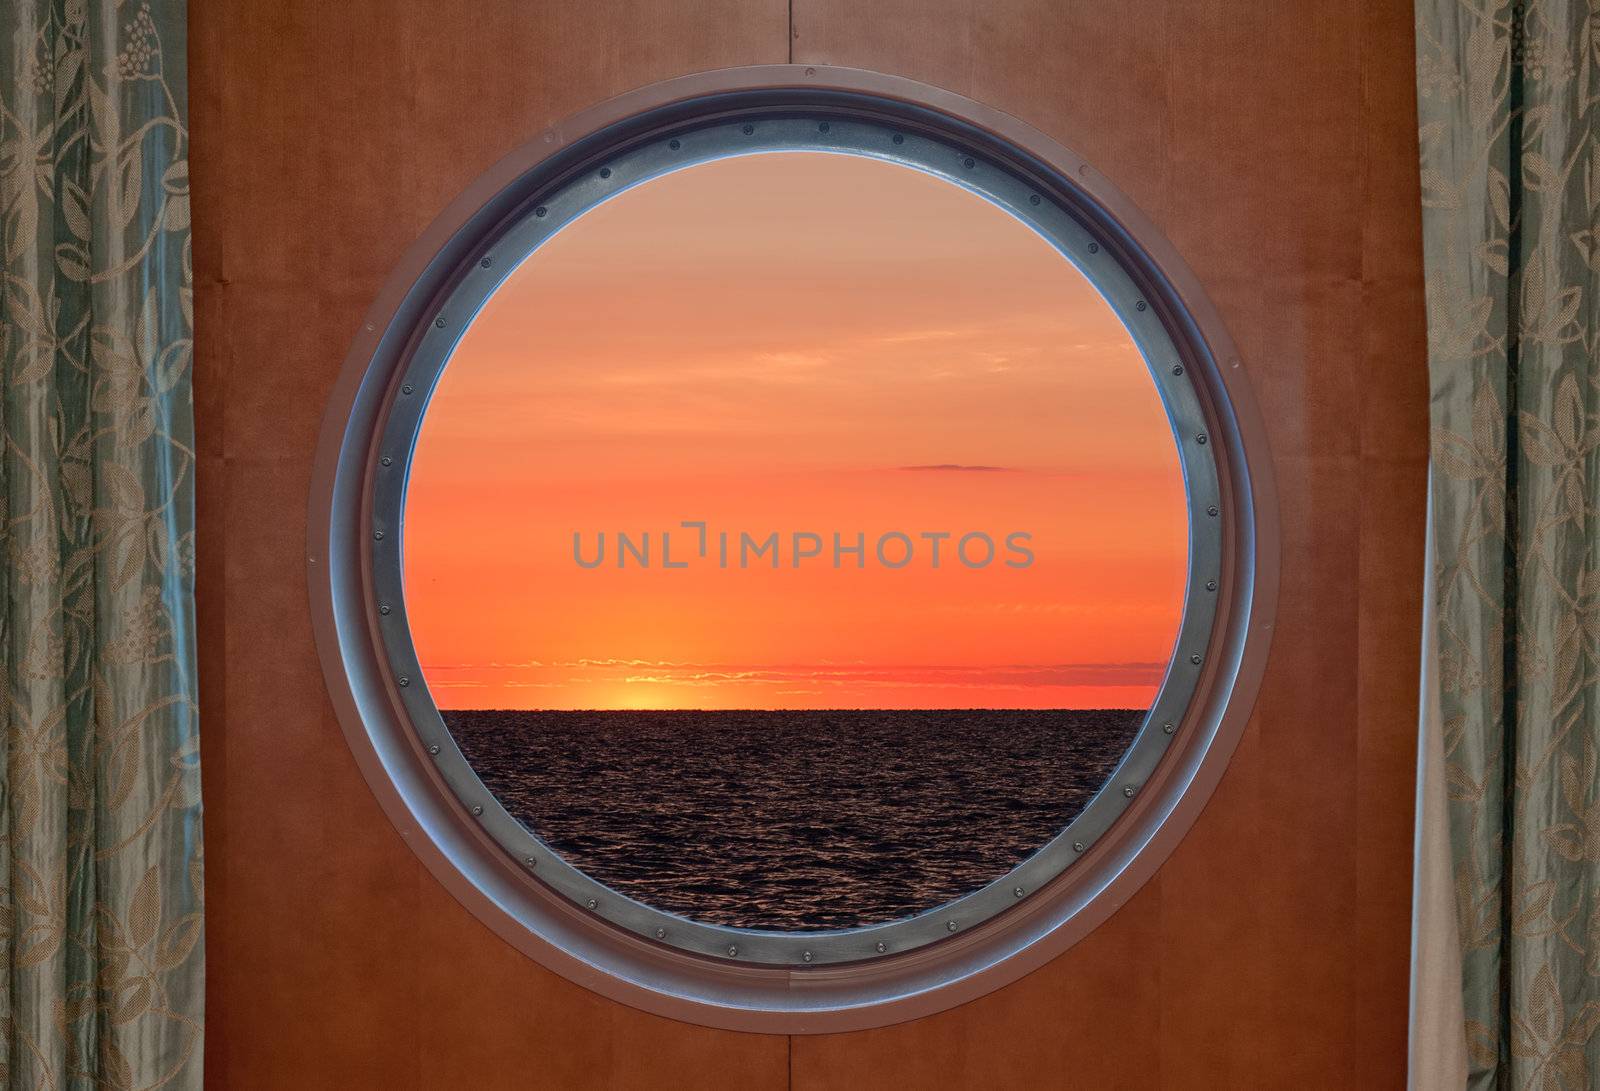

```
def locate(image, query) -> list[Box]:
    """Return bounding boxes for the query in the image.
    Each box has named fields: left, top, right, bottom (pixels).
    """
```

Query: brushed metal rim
left=372, top=113, right=1221, bottom=966
left=308, top=64, right=1279, bottom=1033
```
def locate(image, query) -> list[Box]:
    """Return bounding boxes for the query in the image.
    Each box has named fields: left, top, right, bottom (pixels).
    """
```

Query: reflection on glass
left=403, top=152, right=1187, bottom=930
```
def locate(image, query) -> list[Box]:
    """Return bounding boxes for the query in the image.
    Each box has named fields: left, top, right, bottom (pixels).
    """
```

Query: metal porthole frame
left=373, top=104, right=1219, bottom=962
left=308, top=64, right=1279, bottom=1033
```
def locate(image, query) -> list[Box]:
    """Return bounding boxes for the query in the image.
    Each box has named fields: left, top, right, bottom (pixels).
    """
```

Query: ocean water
left=443, top=708, right=1143, bottom=931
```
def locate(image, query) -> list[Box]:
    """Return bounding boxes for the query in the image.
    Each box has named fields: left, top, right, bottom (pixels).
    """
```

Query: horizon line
left=441, top=706, right=1150, bottom=714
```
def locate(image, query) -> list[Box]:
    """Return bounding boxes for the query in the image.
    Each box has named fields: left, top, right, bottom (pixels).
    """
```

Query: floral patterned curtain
left=0, top=1, right=202, bottom=1087
left=1416, top=0, right=1600, bottom=1085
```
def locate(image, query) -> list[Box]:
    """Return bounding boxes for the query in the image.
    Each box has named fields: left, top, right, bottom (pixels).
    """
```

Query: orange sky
left=402, top=152, right=1188, bottom=710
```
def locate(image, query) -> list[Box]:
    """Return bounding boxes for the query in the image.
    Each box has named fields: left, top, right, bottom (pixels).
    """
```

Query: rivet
left=818, top=122, right=830, bottom=133
left=741, top=124, right=754, bottom=135
left=1029, top=194, right=1041, bottom=206
left=471, top=805, right=483, bottom=816
left=875, top=941, right=887, bottom=953
left=946, top=920, right=958, bottom=932
left=379, top=603, right=391, bottom=615
left=526, top=856, right=537, bottom=868
left=1136, top=300, right=1148, bottom=312
left=480, top=256, right=492, bottom=268
left=1088, top=242, right=1100, bottom=254
left=434, top=317, right=445, bottom=328
left=891, top=134, right=904, bottom=145
left=1205, top=579, right=1217, bottom=592
left=1013, top=886, right=1025, bottom=898
left=1207, top=505, right=1219, bottom=516
left=669, top=139, right=681, bottom=150
left=587, top=898, right=598, bottom=909
left=805, top=67, right=815, bottom=76
left=962, top=156, right=975, bottom=168
left=401, top=384, right=413, bottom=395
left=381, top=456, right=392, bottom=466
left=599, top=167, right=612, bottom=178
left=534, top=206, right=547, bottom=217
left=1123, top=785, right=1136, bottom=798
left=1190, top=653, right=1203, bottom=665
left=802, top=950, right=814, bottom=963
left=427, top=744, right=440, bottom=755
left=1073, top=841, right=1085, bottom=852
left=398, top=676, right=410, bottom=687
left=1173, top=364, right=1184, bottom=376
left=1163, top=722, right=1175, bottom=734
left=373, top=530, right=384, bottom=541
left=727, top=945, right=739, bottom=957
left=655, top=927, right=666, bottom=938
left=1197, top=433, right=1209, bottom=445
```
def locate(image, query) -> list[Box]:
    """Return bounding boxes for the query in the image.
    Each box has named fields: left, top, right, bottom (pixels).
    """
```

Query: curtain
left=1415, top=1, right=1600, bottom=1086
left=0, top=1, right=202, bottom=1088
left=1414, top=485, right=1471, bottom=1088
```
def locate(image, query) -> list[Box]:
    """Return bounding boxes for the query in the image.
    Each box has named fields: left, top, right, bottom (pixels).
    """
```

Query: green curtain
left=1417, top=0, right=1600, bottom=1085
left=0, top=1, right=202, bottom=1088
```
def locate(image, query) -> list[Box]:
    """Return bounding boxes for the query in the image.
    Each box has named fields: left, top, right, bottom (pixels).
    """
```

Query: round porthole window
left=309, top=66, right=1277, bottom=1032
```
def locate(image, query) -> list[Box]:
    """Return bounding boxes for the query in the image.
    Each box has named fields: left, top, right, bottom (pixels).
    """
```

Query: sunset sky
left=402, top=151, right=1188, bottom=710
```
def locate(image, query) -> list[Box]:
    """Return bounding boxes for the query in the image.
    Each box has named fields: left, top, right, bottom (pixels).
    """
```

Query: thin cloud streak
left=423, top=659, right=1168, bottom=690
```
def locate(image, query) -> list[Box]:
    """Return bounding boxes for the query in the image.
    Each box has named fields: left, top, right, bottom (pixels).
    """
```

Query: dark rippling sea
left=443, top=708, right=1143, bottom=931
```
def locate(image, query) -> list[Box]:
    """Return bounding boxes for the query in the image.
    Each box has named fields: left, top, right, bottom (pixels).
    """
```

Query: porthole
left=309, top=66, right=1277, bottom=1032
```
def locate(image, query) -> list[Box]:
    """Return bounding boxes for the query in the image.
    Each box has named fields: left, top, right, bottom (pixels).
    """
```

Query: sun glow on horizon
left=403, top=152, right=1188, bottom=711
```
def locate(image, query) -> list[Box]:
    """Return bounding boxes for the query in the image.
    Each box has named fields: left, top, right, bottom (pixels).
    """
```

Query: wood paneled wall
left=190, top=1, right=1427, bottom=1087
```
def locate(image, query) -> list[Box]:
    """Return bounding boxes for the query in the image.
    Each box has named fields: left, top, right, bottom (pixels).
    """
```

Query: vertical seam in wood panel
left=1357, top=7, right=1373, bottom=1077
left=1360, top=6, right=1373, bottom=1078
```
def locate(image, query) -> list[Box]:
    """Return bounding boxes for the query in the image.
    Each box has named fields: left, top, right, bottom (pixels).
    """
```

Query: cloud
left=424, top=659, right=1166, bottom=691
left=873, top=328, right=966, bottom=344
left=899, top=463, right=1014, bottom=473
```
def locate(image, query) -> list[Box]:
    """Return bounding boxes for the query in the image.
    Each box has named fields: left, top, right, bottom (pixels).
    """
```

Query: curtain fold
left=1413, top=484, right=1471, bottom=1088
left=1415, top=0, right=1600, bottom=1086
left=0, top=1, right=201, bottom=1088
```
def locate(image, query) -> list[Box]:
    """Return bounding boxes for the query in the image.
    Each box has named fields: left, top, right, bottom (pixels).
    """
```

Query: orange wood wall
left=190, top=1, right=1427, bottom=1086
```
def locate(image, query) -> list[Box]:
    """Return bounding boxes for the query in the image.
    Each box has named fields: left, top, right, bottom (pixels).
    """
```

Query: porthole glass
left=404, top=149, right=1188, bottom=933
left=312, top=67, right=1274, bottom=1029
